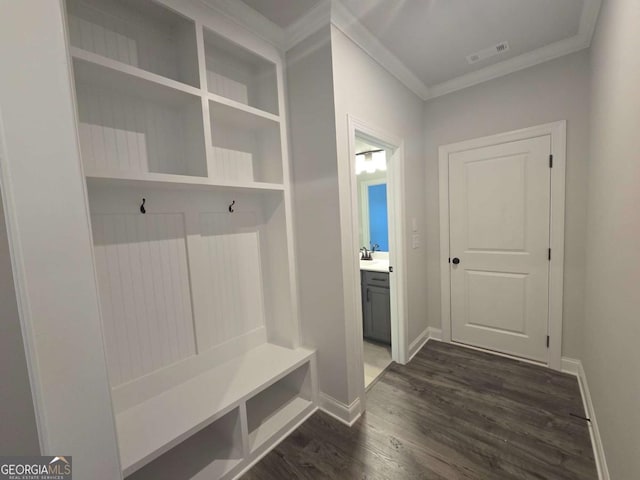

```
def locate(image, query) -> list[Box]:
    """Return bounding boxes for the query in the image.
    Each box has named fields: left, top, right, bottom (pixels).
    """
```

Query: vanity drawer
left=363, top=271, right=389, bottom=288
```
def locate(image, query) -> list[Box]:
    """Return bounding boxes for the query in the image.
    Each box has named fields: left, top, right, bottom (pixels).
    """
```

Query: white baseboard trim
left=319, top=392, right=362, bottom=426
left=407, top=327, right=443, bottom=363
left=407, top=327, right=429, bottom=362
left=561, top=357, right=581, bottom=376
left=427, top=327, right=442, bottom=341
left=561, top=357, right=610, bottom=480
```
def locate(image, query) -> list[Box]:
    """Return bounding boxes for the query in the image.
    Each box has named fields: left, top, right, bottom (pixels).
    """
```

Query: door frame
left=346, top=115, right=408, bottom=374
left=438, top=121, right=566, bottom=370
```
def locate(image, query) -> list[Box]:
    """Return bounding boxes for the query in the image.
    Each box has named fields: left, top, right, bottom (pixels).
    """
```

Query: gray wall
left=331, top=26, right=428, bottom=350
left=0, top=196, right=39, bottom=455
left=584, top=0, right=640, bottom=476
left=423, top=51, right=591, bottom=359
left=287, top=26, right=428, bottom=407
left=287, top=28, right=349, bottom=402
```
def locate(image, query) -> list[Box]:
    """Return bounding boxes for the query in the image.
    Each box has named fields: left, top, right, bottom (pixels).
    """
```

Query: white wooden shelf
left=85, top=170, right=285, bottom=193
left=71, top=47, right=201, bottom=105
left=208, top=92, right=280, bottom=128
left=203, top=27, right=279, bottom=116
left=116, top=343, right=315, bottom=475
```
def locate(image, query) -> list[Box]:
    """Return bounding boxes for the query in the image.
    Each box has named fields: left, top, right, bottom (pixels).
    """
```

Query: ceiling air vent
left=466, top=41, right=510, bottom=65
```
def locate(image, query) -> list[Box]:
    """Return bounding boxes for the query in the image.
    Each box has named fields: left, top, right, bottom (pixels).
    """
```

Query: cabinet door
left=365, top=285, right=391, bottom=344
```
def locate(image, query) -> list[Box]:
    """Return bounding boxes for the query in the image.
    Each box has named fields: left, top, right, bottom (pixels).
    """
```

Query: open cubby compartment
left=74, top=57, right=207, bottom=177
left=87, top=184, right=305, bottom=472
left=66, top=0, right=199, bottom=87
left=125, top=407, right=243, bottom=480
left=189, top=188, right=297, bottom=353
left=86, top=184, right=299, bottom=392
left=208, top=100, right=282, bottom=184
left=246, top=362, right=313, bottom=453
left=204, top=28, right=279, bottom=115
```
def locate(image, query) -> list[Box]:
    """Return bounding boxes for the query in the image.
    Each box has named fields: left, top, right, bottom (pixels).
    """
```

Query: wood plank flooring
left=242, top=341, right=597, bottom=480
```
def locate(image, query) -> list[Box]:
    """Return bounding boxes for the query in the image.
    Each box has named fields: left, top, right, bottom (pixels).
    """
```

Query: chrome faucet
left=360, top=246, right=373, bottom=261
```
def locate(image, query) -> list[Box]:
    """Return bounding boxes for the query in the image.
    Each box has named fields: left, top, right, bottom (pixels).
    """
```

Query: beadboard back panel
left=87, top=186, right=287, bottom=389
left=91, top=212, right=196, bottom=387
left=75, top=83, right=206, bottom=177
left=67, top=0, right=199, bottom=87
left=195, top=211, right=266, bottom=351
left=209, top=146, right=254, bottom=183
left=206, top=69, right=249, bottom=105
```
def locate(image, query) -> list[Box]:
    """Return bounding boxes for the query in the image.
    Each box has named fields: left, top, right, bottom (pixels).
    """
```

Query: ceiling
left=237, top=0, right=600, bottom=99
left=340, top=0, right=583, bottom=86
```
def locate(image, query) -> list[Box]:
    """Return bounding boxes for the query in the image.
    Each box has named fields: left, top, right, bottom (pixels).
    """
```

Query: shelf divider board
left=116, top=344, right=315, bottom=476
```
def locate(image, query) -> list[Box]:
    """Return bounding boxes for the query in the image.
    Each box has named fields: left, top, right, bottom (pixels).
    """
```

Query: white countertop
left=359, top=258, right=389, bottom=272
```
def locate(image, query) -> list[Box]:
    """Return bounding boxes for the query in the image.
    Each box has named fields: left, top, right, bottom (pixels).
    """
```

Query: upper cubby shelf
left=71, top=47, right=200, bottom=105
left=85, top=170, right=285, bottom=193
left=204, top=28, right=279, bottom=116
left=66, top=0, right=200, bottom=88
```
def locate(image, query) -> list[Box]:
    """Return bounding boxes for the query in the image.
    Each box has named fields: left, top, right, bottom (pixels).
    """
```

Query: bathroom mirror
left=356, top=148, right=389, bottom=252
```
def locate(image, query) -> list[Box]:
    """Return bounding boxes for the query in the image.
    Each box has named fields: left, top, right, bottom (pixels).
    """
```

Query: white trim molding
left=438, top=121, right=567, bottom=371
left=328, top=0, right=429, bottom=99
left=343, top=116, right=408, bottom=420
left=285, top=0, right=331, bottom=51
left=561, top=358, right=610, bottom=480
left=426, top=0, right=601, bottom=99
left=408, top=327, right=443, bottom=362
left=285, top=0, right=600, bottom=100
left=199, top=0, right=286, bottom=48
left=408, top=328, right=430, bottom=362
left=201, top=0, right=601, bottom=100
left=319, top=393, right=362, bottom=427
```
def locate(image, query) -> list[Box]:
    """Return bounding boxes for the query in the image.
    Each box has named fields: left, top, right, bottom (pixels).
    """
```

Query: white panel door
left=449, top=135, right=551, bottom=362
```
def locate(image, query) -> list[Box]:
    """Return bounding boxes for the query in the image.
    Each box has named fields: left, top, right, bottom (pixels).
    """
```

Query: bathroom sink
left=359, top=258, right=389, bottom=272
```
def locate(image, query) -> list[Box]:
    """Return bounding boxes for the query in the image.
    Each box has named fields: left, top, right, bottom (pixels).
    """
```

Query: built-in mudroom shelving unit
left=65, top=0, right=317, bottom=478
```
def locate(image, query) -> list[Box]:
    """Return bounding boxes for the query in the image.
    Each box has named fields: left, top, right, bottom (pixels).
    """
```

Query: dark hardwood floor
left=242, top=341, right=597, bottom=480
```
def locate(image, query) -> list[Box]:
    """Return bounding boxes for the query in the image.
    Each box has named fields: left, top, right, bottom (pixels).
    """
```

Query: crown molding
left=425, top=0, right=601, bottom=99
left=199, top=0, right=285, bottom=49
left=426, top=34, right=588, bottom=99
left=203, top=0, right=601, bottom=101
left=285, top=0, right=331, bottom=51
left=285, top=0, right=600, bottom=101
left=328, top=0, right=429, bottom=99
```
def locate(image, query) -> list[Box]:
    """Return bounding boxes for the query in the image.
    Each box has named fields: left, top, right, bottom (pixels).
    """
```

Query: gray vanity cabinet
left=361, top=271, right=391, bottom=344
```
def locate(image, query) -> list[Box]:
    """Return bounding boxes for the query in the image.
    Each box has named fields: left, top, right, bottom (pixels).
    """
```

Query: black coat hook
left=228, top=200, right=235, bottom=213
left=140, top=198, right=146, bottom=214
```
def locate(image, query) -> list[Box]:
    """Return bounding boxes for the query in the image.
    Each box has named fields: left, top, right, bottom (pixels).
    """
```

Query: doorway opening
left=347, top=116, right=407, bottom=397
left=355, top=139, right=392, bottom=388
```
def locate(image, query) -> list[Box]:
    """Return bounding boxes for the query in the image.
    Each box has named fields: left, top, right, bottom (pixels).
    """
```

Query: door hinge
left=546, top=335, right=550, bottom=348
left=389, top=266, right=394, bottom=273
left=548, top=248, right=551, bottom=261
left=549, top=154, right=553, bottom=168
